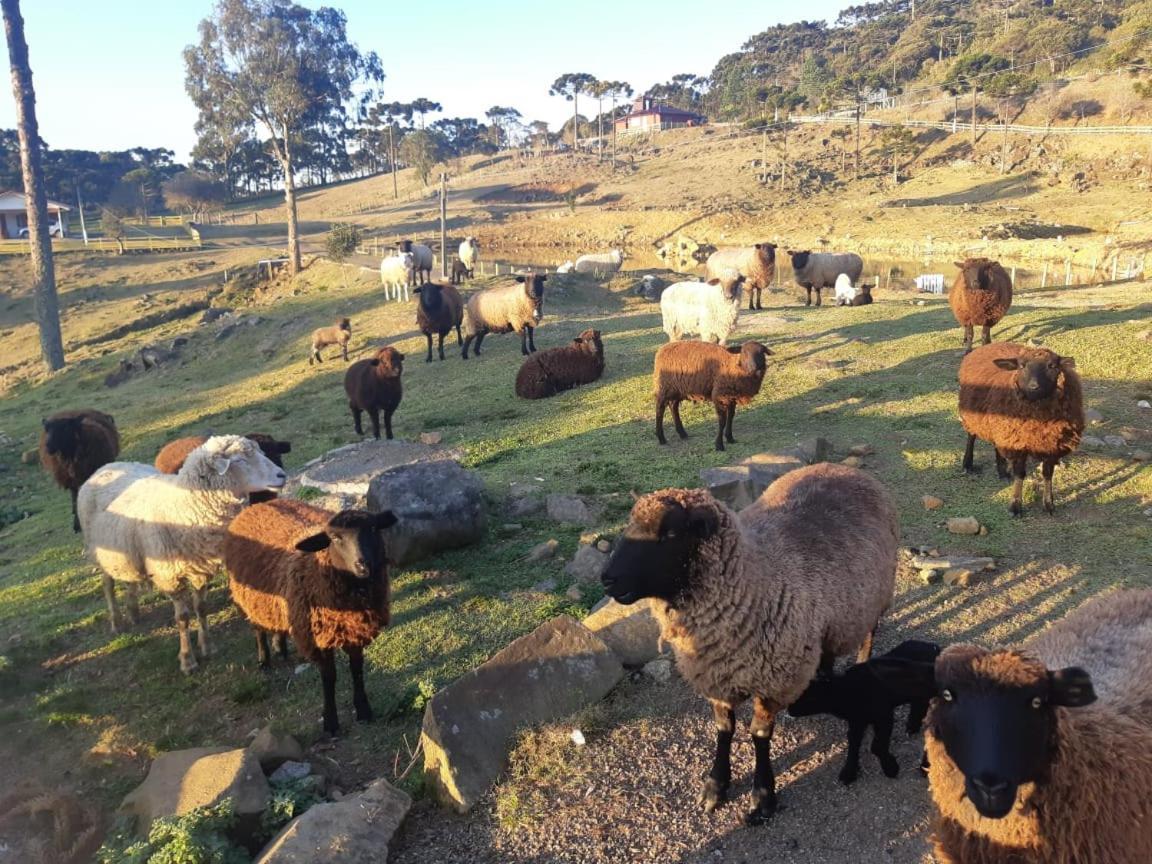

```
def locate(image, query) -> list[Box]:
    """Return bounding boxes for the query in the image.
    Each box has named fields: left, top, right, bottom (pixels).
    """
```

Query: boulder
left=546, top=493, right=601, bottom=526
left=564, top=544, right=610, bottom=584
left=249, top=725, right=304, bottom=772
left=367, top=460, right=486, bottom=566
left=1080, top=435, right=1106, bottom=450
left=643, top=657, right=674, bottom=683
left=943, top=567, right=981, bottom=587
left=268, top=761, right=312, bottom=784
left=583, top=598, right=665, bottom=667
left=699, top=465, right=754, bottom=510
left=946, top=517, right=982, bottom=536
left=255, top=778, right=410, bottom=864
left=419, top=431, right=444, bottom=445
left=793, top=437, right=832, bottom=464
left=421, top=615, right=624, bottom=812
left=289, top=440, right=458, bottom=511
left=740, top=453, right=805, bottom=496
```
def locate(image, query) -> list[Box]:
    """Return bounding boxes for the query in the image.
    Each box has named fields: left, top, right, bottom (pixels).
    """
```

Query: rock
left=500, top=523, right=523, bottom=533
left=419, top=431, right=444, bottom=445
left=367, top=460, right=486, bottom=566
left=565, top=585, right=583, bottom=601
left=268, top=761, right=312, bottom=783
left=421, top=616, right=624, bottom=812
left=526, top=539, right=559, bottom=562
left=120, top=747, right=269, bottom=837
left=564, top=544, right=610, bottom=584
left=289, top=440, right=459, bottom=511
left=546, top=493, right=601, bottom=526
left=21, top=447, right=38, bottom=465
left=595, top=538, right=612, bottom=553
left=922, top=495, right=944, bottom=511
left=840, top=456, right=863, bottom=468
left=920, top=569, right=942, bottom=585
left=1139, top=401, right=1151, bottom=410
left=946, top=517, right=982, bottom=536
left=249, top=725, right=305, bottom=772
left=1080, top=435, right=1106, bottom=450
left=910, top=555, right=996, bottom=572
left=506, top=494, right=544, bottom=519
left=583, top=598, right=665, bottom=667
left=643, top=657, right=674, bottom=683
left=254, top=778, right=410, bottom=864
left=849, top=443, right=875, bottom=457
left=1084, top=408, right=1104, bottom=425
left=943, top=568, right=981, bottom=587
left=699, top=465, right=754, bottom=510
left=1132, top=450, right=1151, bottom=462
left=1104, top=435, right=1128, bottom=448
left=741, top=453, right=805, bottom=495
left=570, top=729, right=586, bottom=746
left=793, top=437, right=832, bottom=465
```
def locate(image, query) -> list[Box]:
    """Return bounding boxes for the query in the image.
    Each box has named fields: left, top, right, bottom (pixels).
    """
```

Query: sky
left=0, top=0, right=846, bottom=162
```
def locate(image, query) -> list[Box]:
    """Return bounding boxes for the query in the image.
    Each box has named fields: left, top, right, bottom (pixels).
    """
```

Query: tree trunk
left=279, top=134, right=301, bottom=274
left=597, top=95, right=603, bottom=162
left=2, top=0, right=63, bottom=370
left=572, top=93, right=579, bottom=150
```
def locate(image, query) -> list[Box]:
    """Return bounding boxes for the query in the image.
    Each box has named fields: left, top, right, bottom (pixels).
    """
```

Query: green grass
left=0, top=255, right=1149, bottom=821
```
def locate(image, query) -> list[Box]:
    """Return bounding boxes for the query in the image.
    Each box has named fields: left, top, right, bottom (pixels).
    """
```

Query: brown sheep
left=515, top=328, right=604, bottom=399
left=155, top=433, right=292, bottom=504
left=653, top=340, right=772, bottom=451
left=705, top=243, right=777, bottom=310
left=949, top=258, right=1013, bottom=353
left=309, top=318, right=352, bottom=365
left=461, top=273, right=546, bottom=358
left=450, top=259, right=472, bottom=285
left=926, top=589, right=1152, bottom=864
left=414, top=282, right=465, bottom=362
left=959, top=342, right=1084, bottom=515
left=223, top=499, right=398, bottom=735
left=344, top=346, right=404, bottom=440
left=39, top=409, right=120, bottom=532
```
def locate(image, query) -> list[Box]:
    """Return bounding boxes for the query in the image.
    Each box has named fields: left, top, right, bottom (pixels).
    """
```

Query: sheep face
left=516, top=274, right=547, bottom=321
left=370, top=347, right=405, bottom=377
left=601, top=493, right=720, bottom=605
left=414, top=283, right=443, bottom=311
left=400, top=239, right=413, bottom=253
left=199, top=436, right=287, bottom=492
left=339, top=318, right=351, bottom=332
left=788, top=250, right=812, bottom=271
left=955, top=259, right=994, bottom=291
left=294, top=509, right=398, bottom=580
left=708, top=270, right=746, bottom=302
left=754, top=242, right=777, bottom=264
left=731, top=341, right=771, bottom=376
left=41, top=416, right=84, bottom=457
left=992, top=350, right=1075, bottom=403
left=574, top=328, right=603, bottom=354
left=931, top=646, right=1096, bottom=820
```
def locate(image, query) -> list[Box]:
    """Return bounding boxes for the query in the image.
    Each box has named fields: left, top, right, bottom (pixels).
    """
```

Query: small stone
left=1132, top=450, right=1150, bottom=462
left=922, top=495, right=944, bottom=511
left=1081, top=435, right=1106, bottom=450
left=570, top=729, right=586, bottom=747
left=268, top=761, right=312, bottom=784
left=526, top=539, right=559, bottom=562
left=943, top=568, right=981, bottom=587
left=564, top=544, right=610, bottom=583
left=920, top=568, right=942, bottom=585
left=643, top=657, right=674, bottom=683
left=916, top=299, right=926, bottom=306
left=21, top=448, right=38, bottom=465
left=978, top=525, right=989, bottom=536
left=500, top=523, right=523, bottom=533
left=1104, top=435, right=1128, bottom=448
left=849, top=443, right=875, bottom=457
left=546, top=494, right=601, bottom=526
left=1084, top=408, right=1103, bottom=424
left=595, top=539, right=612, bottom=553
left=1138, top=401, right=1151, bottom=410
left=565, top=585, right=582, bottom=601
left=250, top=726, right=304, bottom=772
left=840, top=456, right=863, bottom=468
left=419, top=431, right=443, bottom=445
left=947, top=517, right=982, bottom=535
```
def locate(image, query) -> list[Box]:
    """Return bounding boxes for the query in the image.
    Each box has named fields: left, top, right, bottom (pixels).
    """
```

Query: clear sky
left=0, top=0, right=846, bottom=162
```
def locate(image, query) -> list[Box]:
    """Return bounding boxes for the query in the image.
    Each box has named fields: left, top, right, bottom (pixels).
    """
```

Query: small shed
left=0, top=190, right=70, bottom=239
left=614, top=97, right=705, bottom=134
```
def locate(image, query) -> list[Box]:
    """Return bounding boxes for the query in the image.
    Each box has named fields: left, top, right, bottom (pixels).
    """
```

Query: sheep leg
left=871, top=713, right=900, bottom=778
left=318, top=650, right=340, bottom=735
left=527, top=326, right=537, bottom=353
left=906, top=698, right=930, bottom=735
left=994, top=449, right=1011, bottom=479
left=461, top=333, right=475, bottom=359
left=455, top=323, right=463, bottom=345
left=473, top=331, right=487, bottom=356
left=813, top=286, right=822, bottom=307
left=655, top=397, right=669, bottom=445
left=383, top=408, right=394, bottom=441
left=1041, top=459, right=1057, bottom=515
left=368, top=408, right=382, bottom=441
left=254, top=628, right=271, bottom=668
left=962, top=324, right=974, bottom=353
left=712, top=403, right=727, bottom=451
left=191, top=584, right=211, bottom=658
left=351, top=404, right=364, bottom=436
left=981, top=322, right=992, bottom=345
left=520, top=329, right=530, bottom=356
left=746, top=698, right=779, bottom=826
left=698, top=700, right=735, bottom=813
left=124, top=582, right=140, bottom=625
left=804, top=285, right=813, bottom=307
left=424, top=333, right=434, bottom=363
left=839, top=718, right=866, bottom=785
left=437, top=332, right=446, bottom=361
left=818, top=650, right=836, bottom=677
left=1009, top=455, right=1028, bottom=516
left=724, top=404, right=736, bottom=444
left=171, top=591, right=198, bottom=674
left=670, top=401, right=688, bottom=440
left=71, top=488, right=80, bottom=532
left=275, top=632, right=289, bottom=660
left=856, top=626, right=876, bottom=662
left=341, top=344, right=348, bottom=362
left=346, top=645, right=373, bottom=723
left=962, top=434, right=978, bottom=473
left=102, top=574, right=125, bottom=634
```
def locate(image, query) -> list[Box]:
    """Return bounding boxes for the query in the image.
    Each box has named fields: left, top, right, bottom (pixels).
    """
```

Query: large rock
left=699, top=466, right=755, bottom=510
left=254, top=778, right=410, bottom=864
left=546, top=493, right=602, bottom=526
left=564, top=544, right=610, bottom=583
left=367, top=460, right=486, bottom=566
left=120, top=747, right=270, bottom=835
left=289, top=440, right=459, bottom=510
left=741, top=453, right=805, bottom=496
left=583, top=598, right=666, bottom=667
left=421, top=615, right=624, bottom=812
left=793, top=436, right=833, bottom=464
left=249, top=726, right=304, bottom=772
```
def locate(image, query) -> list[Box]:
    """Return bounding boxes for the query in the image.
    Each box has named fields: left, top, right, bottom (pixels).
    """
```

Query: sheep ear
left=993, top=358, right=1020, bottom=371
left=295, top=531, right=332, bottom=553
left=954, top=261, right=965, bottom=269
left=1048, top=667, right=1096, bottom=707
left=374, top=510, right=398, bottom=530
left=706, top=278, right=720, bottom=286
left=687, top=506, right=720, bottom=539
left=1059, top=357, right=1076, bottom=371
left=276, top=441, right=292, bottom=454
left=211, top=455, right=231, bottom=475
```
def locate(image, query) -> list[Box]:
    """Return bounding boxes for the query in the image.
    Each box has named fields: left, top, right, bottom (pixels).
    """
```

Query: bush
left=325, top=224, right=362, bottom=263
left=95, top=799, right=248, bottom=864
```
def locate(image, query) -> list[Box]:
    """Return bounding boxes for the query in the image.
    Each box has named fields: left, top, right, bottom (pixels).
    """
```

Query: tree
left=1, top=0, right=63, bottom=369
left=398, top=129, right=441, bottom=186
left=877, top=125, right=917, bottom=183
left=325, top=222, right=360, bottom=287
left=984, top=72, right=1036, bottom=175
left=549, top=73, right=596, bottom=150
left=163, top=171, right=227, bottom=221
left=485, top=106, right=522, bottom=149
left=409, top=97, right=442, bottom=129
left=600, top=80, right=632, bottom=167
left=184, top=0, right=382, bottom=274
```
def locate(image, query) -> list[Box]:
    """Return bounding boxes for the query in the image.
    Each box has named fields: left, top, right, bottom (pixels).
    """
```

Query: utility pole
left=971, top=82, right=978, bottom=149
left=76, top=184, right=88, bottom=245
left=439, top=172, right=447, bottom=279
left=389, top=123, right=398, bottom=199
left=855, top=98, right=861, bottom=180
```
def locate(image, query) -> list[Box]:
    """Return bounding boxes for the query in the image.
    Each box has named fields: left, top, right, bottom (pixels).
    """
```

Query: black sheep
left=39, top=409, right=121, bottom=532
left=450, top=260, right=472, bottom=285
left=343, top=346, right=404, bottom=440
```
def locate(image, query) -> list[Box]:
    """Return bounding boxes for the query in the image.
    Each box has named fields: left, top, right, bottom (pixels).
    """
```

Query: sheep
left=400, top=239, right=433, bottom=285
left=786, top=250, right=864, bottom=307
left=380, top=251, right=415, bottom=302
left=344, top=346, right=404, bottom=439
left=600, top=464, right=899, bottom=825
left=461, top=273, right=547, bottom=358
left=788, top=639, right=940, bottom=785
left=834, top=273, right=857, bottom=306
left=77, top=435, right=287, bottom=672
left=574, top=249, right=624, bottom=276
left=450, top=260, right=471, bottom=285
left=39, top=409, right=120, bottom=532
left=635, top=274, right=667, bottom=302
left=959, top=342, right=1084, bottom=515
left=705, top=243, right=777, bottom=310
left=925, top=588, right=1152, bottom=864
left=515, top=328, right=604, bottom=399
left=949, top=257, right=1013, bottom=353
left=653, top=340, right=771, bottom=451
left=414, top=282, right=465, bottom=362
left=659, top=271, right=745, bottom=344
left=223, top=499, right=398, bottom=735
left=309, top=318, right=352, bottom=364
left=155, top=432, right=292, bottom=505
left=850, top=281, right=874, bottom=306
left=103, top=358, right=135, bottom=388
left=458, top=236, right=480, bottom=274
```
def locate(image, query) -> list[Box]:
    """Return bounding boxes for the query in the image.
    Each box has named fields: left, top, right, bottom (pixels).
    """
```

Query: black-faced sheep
left=344, top=346, right=404, bottom=439
left=39, top=409, right=120, bottom=532
left=788, top=639, right=940, bottom=785
left=949, top=258, right=1013, bottom=353
left=601, top=465, right=899, bottom=825
left=959, top=342, right=1084, bottom=515
left=414, top=282, right=465, bottom=362
left=223, top=499, right=398, bottom=735
left=461, top=273, right=546, bottom=359
left=514, top=328, right=604, bottom=399
left=653, top=340, right=771, bottom=451
left=155, top=433, right=292, bottom=505
left=787, top=250, right=864, bottom=307
left=705, top=243, right=777, bottom=310
left=660, top=271, right=745, bottom=344
left=926, top=588, right=1152, bottom=864
left=310, top=318, right=352, bottom=364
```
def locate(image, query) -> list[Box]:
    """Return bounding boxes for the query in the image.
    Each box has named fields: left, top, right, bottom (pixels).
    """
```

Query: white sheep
left=556, top=260, right=575, bottom=274
left=834, top=273, right=857, bottom=306
left=380, top=252, right=415, bottom=302
left=659, top=270, right=745, bottom=344
left=574, top=249, right=624, bottom=276
left=77, top=435, right=286, bottom=673
left=458, top=237, right=480, bottom=273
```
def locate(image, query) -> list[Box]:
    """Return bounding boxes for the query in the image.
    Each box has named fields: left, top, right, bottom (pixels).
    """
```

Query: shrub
left=95, top=799, right=248, bottom=864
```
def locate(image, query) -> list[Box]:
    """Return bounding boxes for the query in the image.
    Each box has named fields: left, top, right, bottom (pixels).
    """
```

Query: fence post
left=1041, top=261, right=1048, bottom=288
left=1111, top=256, right=1118, bottom=281
left=1011, top=266, right=1016, bottom=287
left=1065, top=260, right=1072, bottom=286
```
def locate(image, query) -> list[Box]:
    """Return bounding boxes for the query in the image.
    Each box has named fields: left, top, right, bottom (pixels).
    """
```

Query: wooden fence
left=0, top=235, right=202, bottom=256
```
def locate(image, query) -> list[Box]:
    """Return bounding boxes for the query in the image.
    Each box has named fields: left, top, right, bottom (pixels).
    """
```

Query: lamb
left=925, top=588, right=1152, bottom=864
left=949, top=258, right=1013, bottom=353
left=39, top=409, right=120, bottom=532
left=400, top=239, right=433, bottom=285
left=850, top=281, right=874, bottom=306
left=309, top=318, right=352, bottom=364
left=834, top=273, right=856, bottom=305
left=705, top=243, right=777, bottom=310
left=344, top=346, right=404, bottom=439
left=600, top=464, right=899, bottom=825
left=574, top=249, right=624, bottom=276
left=77, top=435, right=286, bottom=672
left=380, top=251, right=415, bottom=302
left=414, top=282, right=465, bottom=362
left=787, top=250, right=864, bottom=307
left=458, top=236, right=480, bottom=274
left=659, top=270, right=745, bottom=344
left=223, top=499, right=398, bottom=735
left=154, top=432, right=291, bottom=505
left=515, top=328, right=604, bottom=399
left=959, top=342, right=1084, bottom=515
left=788, top=639, right=940, bottom=785
left=653, top=340, right=772, bottom=451
left=461, top=273, right=546, bottom=358
left=450, top=260, right=471, bottom=285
